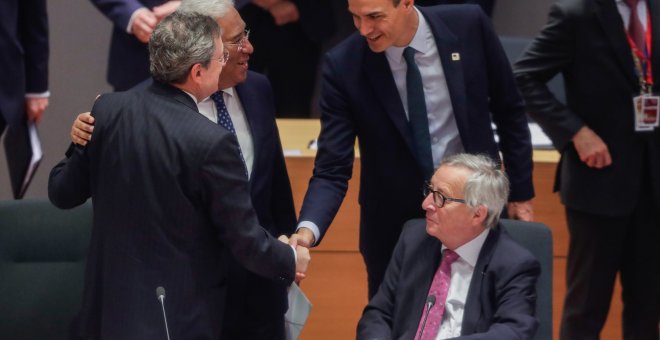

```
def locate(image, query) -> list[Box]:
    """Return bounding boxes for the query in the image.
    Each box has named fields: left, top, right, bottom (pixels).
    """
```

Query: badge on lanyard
left=628, top=11, right=659, bottom=131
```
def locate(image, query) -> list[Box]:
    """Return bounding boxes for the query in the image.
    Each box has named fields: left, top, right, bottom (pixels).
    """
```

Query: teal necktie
left=403, top=47, right=434, bottom=179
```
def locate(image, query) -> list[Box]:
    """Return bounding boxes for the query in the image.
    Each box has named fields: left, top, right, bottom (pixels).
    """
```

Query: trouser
left=560, top=181, right=660, bottom=340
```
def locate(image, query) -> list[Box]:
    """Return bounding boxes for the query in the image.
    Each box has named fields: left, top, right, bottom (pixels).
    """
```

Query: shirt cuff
left=296, top=220, right=320, bottom=246
left=25, top=91, right=50, bottom=99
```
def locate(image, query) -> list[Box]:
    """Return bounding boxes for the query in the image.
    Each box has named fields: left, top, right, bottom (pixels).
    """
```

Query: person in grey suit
left=49, top=12, right=309, bottom=339
left=514, top=0, right=660, bottom=339
left=357, top=153, right=539, bottom=340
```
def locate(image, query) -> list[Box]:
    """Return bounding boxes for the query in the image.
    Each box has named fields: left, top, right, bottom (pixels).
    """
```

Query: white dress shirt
left=184, top=88, right=255, bottom=178
left=436, top=228, right=490, bottom=339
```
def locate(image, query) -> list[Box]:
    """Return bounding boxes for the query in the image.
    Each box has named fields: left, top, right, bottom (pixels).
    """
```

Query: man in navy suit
left=71, top=1, right=297, bottom=338
left=357, top=154, right=539, bottom=339
left=50, top=12, right=309, bottom=339
left=89, top=0, right=180, bottom=90
left=0, top=0, right=49, bottom=196
left=291, top=0, right=534, bottom=297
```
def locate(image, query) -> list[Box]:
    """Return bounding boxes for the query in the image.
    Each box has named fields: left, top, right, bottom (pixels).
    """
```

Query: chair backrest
left=499, top=35, right=567, bottom=105
left=0, top=198, right=92, bottom=340
left=500, top=219, right=553, bottom=340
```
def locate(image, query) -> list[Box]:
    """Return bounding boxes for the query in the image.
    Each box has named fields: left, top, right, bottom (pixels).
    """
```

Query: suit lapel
left=364, top=49, right=418, bottom=159
left=461, top=226, right=499, bottom=335
left=407, top=236, right=443, bottom=335
left=235, top=80, right=259, bottom=165
left=649, top=0, right=660, bottom=92
left=595, top=0, right=639, bottom=88
left=420, top=7, right=470, bottom=139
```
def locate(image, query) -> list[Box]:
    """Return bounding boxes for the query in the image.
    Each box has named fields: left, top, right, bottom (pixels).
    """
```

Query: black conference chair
left=0, top=199, right=92, bottom=340
left=500, top=218, right=553, bottom=340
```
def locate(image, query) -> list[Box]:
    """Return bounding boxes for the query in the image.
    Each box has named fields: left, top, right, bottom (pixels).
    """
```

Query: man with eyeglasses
left=70, top=1, right=298, bottom=338
left=49, top=12, right=309, bottom=339
left=291, top=0, right=534, bottom=300
left=357, top=153, right=540, bottom=340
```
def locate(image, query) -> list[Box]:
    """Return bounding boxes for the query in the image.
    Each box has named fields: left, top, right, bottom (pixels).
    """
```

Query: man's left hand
left=152, top=1, right=181, bottom=21
left=507, top=200, right=534, bottom=221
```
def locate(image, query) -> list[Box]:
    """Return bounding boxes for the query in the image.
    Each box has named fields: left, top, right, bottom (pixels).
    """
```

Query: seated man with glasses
left=357, top=153, right=540, bottom=340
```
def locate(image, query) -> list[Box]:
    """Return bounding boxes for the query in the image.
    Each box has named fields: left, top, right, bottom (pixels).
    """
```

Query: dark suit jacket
left=222, top=71, right=297, bottom=334
left=299, top=5, right=533, bottom=244
left=89, top=0, right=166, bottom=90
left=0, top=0, right=49, bottom=128
left=514, top=0, right=660, bottom=214
left=357, top=221, right=540, bottom=340
left=48, top=81, right=295, bottom=340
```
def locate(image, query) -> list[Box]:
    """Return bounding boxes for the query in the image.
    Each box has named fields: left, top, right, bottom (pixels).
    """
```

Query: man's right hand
left=71, top=112, right=95, bottom=146
left=131, top=8, right=158, bottom=43
left=289, top=227, right=315, bottom=248
left=572, top=126, right=612, bottom=169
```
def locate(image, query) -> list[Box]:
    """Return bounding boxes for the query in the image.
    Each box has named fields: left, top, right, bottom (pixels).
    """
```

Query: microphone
left=417, top=295, right=436, bottom=340
left=156, top=286, right=171, bottom=340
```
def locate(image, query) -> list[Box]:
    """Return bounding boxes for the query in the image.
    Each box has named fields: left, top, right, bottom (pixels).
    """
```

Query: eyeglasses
left=212, top=47, right=230, bottom=65
left=225, top=29, right=250, bottom=52
left=423, top=183, right=466, bottom=208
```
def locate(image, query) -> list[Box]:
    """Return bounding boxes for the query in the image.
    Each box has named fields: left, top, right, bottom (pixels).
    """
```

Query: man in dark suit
left=291, top=0, right=534, bottom=298
left=0, top=0, right=49, bottom=195
left=70, top=1, right=297, bottom=338
left=89, top=0, right=179, bottom=90
left=514, top=0, right=660, bottom=339
left=357, top=153, right=540, bottom=340
left=234, top=0, right=335, bottom=117
left=49, top=12, right=309, bottom=339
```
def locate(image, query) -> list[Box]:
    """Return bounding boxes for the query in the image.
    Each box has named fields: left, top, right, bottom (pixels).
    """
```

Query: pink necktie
left=416, top=249, right=460, bottom=340
left=623, top=0, right=646, bottom=52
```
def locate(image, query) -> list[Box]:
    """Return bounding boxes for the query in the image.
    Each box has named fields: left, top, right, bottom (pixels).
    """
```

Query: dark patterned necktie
left=210, top=91, right=248, bottom=177
left=403, top=47, right=434, bottom=180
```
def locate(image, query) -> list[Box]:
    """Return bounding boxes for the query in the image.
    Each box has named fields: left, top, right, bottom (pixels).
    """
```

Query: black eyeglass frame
left=423, top=183, right=466, bottom=208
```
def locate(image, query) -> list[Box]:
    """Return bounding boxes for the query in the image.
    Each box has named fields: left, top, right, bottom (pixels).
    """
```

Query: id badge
left=633, top=95, right=660, bottom=131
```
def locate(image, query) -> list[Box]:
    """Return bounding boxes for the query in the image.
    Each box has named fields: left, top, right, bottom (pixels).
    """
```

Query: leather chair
left=0, top=198, right=92, bottom=340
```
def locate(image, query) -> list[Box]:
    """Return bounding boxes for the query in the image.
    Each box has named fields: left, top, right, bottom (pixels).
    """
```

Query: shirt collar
left=442, top=228, right=490, bottom=268
left=384, top=7, right=433, bottom=64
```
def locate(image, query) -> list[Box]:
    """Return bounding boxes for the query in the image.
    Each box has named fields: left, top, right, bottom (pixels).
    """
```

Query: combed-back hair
left=178, top=0, right=234, bottom=18
left=149, top=12, right=222, bottom=84
left=440, top=153, right=510, bottom=228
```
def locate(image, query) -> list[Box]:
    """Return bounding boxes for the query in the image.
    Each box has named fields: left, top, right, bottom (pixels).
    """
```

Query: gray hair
left=149, top=12, right=222, bottom=84
left=440, top=153, right=510, bottom=228
left=178, top=0, right=234, bottom=18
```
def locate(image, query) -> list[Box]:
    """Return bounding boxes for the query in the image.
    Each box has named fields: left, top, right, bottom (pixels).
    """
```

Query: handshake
left=278, top=228, right=316, bottom=283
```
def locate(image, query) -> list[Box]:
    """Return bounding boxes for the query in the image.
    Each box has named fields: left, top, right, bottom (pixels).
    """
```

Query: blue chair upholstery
left=0, top=199, right=92, bottom=340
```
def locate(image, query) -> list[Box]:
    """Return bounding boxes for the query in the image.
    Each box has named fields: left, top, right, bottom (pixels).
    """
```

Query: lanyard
left=625, top=10, right=653, bottom=93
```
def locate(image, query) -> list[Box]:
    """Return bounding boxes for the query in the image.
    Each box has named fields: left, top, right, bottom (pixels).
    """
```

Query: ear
left=471, top=205, right=488, bottom=227
left=189, top=63, right=203, bottom=84
left=404, top=0, right=414, bottom=8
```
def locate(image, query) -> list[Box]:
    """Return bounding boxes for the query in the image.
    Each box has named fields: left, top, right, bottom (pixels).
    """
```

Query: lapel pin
left=451, top=53, right=460, bottom=61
